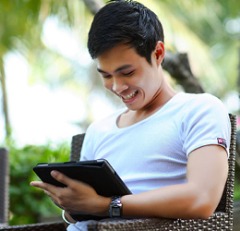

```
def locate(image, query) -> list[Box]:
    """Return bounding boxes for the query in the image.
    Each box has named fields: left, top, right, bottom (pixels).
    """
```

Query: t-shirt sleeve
left=181, top=94, right=231, bottom=157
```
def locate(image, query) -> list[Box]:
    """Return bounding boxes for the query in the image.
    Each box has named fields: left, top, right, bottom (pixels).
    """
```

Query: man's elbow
left=188, top=194, right=218, bottom=219
left=192, top=204, right=215, bottom=219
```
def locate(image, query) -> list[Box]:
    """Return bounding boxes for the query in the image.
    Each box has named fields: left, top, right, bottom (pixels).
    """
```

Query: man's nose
left=111, top=77, right=128, bottom=94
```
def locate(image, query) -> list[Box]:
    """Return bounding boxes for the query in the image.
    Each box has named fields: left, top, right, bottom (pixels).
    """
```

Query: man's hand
left=30, top=171, right=111, bottom=216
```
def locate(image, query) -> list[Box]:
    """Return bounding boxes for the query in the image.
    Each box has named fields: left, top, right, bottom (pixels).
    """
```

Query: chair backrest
left=220, top=114, right=236, bottom=214
left=216, top=114, right=237, bottom=213
left=70, top=134, right=85, bottom=162
left=215, top=114, right=236, bottom=215
left=0, top=148, right=9, bottom=226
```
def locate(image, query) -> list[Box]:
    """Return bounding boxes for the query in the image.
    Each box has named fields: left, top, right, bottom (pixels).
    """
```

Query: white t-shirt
left=80, top=93, right=231, bottom=194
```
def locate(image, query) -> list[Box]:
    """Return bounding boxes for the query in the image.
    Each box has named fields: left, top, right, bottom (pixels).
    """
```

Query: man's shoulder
left=172, top=92, right=227, bottom=121
left=178, top=93, right=228, bottom=121
left=178, top=92, right=220, bottom=101
left=176, top=92, right=224, bottom=108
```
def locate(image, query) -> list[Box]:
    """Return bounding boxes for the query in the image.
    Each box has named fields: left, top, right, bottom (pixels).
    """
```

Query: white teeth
left=123, top=91, right=137, bottom=100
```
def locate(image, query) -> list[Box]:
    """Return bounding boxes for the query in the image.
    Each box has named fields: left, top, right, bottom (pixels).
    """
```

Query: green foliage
left=234, top=183, right=240, bottom=201
left=8, top=142, right=70, bottom=225
left=235, top=163, right=240, bottom=201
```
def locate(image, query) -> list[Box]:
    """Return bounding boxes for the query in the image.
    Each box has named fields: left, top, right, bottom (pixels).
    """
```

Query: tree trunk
left=0, top=57, right=11, bottom=139
left=82, top=0, right=104, bottom=15
left=163, top=52, right=204, bottom=93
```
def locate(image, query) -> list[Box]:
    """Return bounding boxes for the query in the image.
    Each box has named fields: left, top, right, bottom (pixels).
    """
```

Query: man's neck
left=117, top=85, right=176, bottom=128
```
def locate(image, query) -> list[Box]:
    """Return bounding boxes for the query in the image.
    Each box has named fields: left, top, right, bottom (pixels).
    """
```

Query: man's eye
left=102, top=74, right=112, bottom=79
left=122, top=71, right=134, bottom=76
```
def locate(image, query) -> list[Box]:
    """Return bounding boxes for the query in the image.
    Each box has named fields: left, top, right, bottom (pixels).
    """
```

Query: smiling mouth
left=121, top=90, right=138, bottom=101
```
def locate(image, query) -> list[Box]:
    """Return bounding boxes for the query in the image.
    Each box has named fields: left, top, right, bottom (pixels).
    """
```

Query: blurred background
left=0, top=0, right=239, bottom=225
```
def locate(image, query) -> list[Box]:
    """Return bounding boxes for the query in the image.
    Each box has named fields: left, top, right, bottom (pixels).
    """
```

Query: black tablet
left=33, top=159, right=131, bottom=197
left=33, top=159, right=132, bottom=221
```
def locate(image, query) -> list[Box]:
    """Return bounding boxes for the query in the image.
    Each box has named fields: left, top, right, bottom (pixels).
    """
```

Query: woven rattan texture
left=0, top=148, right=9, bottom=225
left=0, top=222, right=65, bottom=231
left=70, top=134, right=85, bottom=161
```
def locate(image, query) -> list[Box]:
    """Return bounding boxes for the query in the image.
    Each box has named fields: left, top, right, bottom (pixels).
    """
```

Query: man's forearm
left=121, top=182, right=221, bottom=219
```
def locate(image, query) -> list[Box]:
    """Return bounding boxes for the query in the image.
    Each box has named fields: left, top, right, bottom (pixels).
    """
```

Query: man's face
left=96, top=43, right=164, bottom=111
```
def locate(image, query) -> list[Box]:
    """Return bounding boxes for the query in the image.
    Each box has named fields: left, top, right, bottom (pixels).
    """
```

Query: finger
left=51, top=171, right=95, bottom=191
left=30, top=181, right=59, bottom=194
left=44, top=190, right=51, bottom=196
left=44, top=191, right=64, bottom=209
left=50, top=170, right=77, bottom=187
left=31, top=181, right=66, bottom=209
left=30, top=181, right=48, bottom=189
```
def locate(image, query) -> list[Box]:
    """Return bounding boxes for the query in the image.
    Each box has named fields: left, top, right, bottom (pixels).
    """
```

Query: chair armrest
left=0, top=222, right=65, bottom=231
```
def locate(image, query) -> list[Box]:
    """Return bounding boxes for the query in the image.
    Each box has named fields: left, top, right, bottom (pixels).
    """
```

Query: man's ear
left=154, top=41, right=165, bottom=64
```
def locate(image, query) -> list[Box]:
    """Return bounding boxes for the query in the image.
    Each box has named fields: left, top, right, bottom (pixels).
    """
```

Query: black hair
left=87, top=0, right=164, bottom=63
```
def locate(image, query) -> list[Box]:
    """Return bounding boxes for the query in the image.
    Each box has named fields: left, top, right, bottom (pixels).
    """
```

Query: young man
left=31, top=0, right=230, bottom=229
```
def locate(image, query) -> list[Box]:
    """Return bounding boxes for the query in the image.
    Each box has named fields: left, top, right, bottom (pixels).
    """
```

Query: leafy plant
left=234, top=163, right=240, bottom=201
left=8, top=142, right=70, bottom=225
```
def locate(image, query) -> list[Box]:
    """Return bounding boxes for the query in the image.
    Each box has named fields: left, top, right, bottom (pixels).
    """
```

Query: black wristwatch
left=109, top=196, right=122, bottom=218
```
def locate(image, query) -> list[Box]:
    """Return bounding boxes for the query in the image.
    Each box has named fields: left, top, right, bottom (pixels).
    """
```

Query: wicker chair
left=0, top=114, right=236, bottom=230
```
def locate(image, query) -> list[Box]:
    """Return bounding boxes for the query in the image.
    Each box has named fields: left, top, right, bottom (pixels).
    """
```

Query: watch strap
left=109, top=196, right=122, bottom=218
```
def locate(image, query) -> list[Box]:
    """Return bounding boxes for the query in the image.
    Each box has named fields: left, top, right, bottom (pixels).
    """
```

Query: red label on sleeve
left=217, top=138, right=227, bottom=148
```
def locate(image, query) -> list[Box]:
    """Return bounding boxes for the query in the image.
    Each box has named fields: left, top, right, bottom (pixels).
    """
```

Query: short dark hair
left=87, top=0, right=164, bottom=63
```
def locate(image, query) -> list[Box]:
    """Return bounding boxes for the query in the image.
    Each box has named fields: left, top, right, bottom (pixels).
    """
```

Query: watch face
left=112, top=206, right=121, bottom=217
left=109, top=196, right=122, bottom=217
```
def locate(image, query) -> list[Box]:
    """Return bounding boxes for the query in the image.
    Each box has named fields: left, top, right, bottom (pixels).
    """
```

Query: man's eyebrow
left=97, top=68, right=107, bottom=74
left=97, top=65, right=132, bottom=74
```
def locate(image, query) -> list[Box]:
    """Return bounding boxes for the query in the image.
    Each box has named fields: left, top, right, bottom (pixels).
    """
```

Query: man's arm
left=30, top=144, right=228, bottom=219
left=121, top=145, right=228, bottom=219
